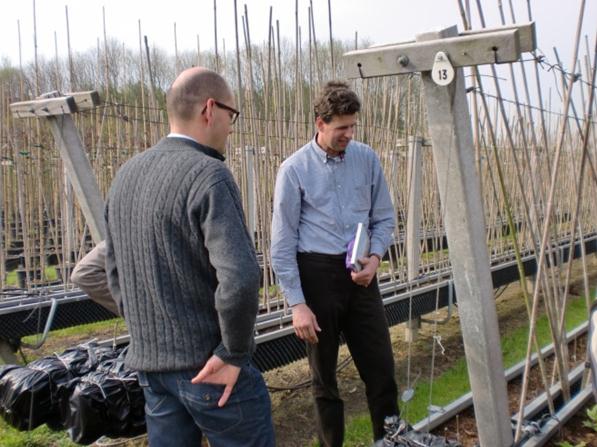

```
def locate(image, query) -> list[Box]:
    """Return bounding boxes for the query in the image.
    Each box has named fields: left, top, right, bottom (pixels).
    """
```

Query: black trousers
left=298, top=252, right=399, bottom=447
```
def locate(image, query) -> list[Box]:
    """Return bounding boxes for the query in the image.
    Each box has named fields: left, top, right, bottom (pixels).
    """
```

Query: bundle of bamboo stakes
left=1, top=2, right=596, bottom=442
left=0, top=0, right=594, bottom=323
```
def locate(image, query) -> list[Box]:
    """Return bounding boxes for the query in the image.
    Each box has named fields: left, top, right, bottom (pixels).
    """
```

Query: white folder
left=349, top=222, right=370, bottom=272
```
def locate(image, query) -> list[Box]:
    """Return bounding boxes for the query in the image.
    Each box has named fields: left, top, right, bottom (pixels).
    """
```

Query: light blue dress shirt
left=270, top=136, right=395, bottom=306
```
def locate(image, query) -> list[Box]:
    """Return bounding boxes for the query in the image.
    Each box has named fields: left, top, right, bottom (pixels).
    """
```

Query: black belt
left=297, top=252, right=346, bottom=261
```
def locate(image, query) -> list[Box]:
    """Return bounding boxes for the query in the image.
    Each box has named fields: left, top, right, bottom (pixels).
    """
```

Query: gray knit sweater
left=105, top=137, right=260, bottom=372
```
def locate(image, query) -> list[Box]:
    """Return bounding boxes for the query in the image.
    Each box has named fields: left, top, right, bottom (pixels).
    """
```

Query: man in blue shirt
left=271, top=81, right=399, bottom=446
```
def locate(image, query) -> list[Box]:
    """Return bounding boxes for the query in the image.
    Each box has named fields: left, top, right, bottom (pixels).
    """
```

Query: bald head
left=166, top=67, right=232, bottom=124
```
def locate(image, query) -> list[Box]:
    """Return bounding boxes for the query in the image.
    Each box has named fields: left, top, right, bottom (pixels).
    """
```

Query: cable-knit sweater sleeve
left=190, top=172, right=261, bottom=367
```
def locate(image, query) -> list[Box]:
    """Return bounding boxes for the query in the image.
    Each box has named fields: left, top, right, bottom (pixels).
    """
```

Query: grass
left=46, top=267, right=58, bottom=282
left=583, top=404, right=597, bottom=431
left=260, top=284, right=280, bottom=298
left=4, top=266, right=58, bottom=287
left=0, top=419, right=77, bottom=447
left=5, top=269, right=17, bottom=285
left=420, top=248, right=449, bottom=263
left=19, top=318, right=126, bottom=367
left=21, top=318, right=124, bottom=346
left=342, top=295, right=593, bottom=445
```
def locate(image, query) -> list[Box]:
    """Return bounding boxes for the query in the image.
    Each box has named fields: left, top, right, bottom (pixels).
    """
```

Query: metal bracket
left=21, top=298, right=58, bottom=350
left=343, top=22, right=536, bottom=79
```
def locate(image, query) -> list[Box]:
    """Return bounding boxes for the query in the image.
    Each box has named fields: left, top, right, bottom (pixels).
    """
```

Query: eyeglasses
left=202, top=100, right=240, bottom=125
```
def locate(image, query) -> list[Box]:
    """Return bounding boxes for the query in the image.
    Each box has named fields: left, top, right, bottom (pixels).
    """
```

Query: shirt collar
left=310, top=134, right=347, bottom=164
left=167, top=133, right=225, bottom=161
left=168, top=132, right=198, bottom=143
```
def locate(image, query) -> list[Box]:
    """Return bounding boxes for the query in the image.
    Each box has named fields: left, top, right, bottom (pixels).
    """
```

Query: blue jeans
left=137, top=363, right=275, bottom=447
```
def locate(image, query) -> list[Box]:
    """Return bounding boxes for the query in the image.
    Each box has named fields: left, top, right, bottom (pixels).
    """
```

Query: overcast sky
left=0, top=0, right=595, bottom=116
left=1, top=0, right=594, bottom=71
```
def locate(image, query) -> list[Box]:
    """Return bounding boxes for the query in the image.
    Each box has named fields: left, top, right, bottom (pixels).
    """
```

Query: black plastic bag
left=55, top=344, right=124, bottom=427
left=0, top=359, right=68, bottom=430
left=0, top=342, right=122, bottom=431
left=66, top=357, right=145, bottom=445
left=0, top=365, right=23, bottom=423
left=0, top=364, right=19, bottom=378
left=382, top=415, right=462, bottom=447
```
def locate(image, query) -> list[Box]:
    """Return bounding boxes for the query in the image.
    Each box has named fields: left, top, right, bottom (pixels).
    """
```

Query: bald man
left=105, top=67, right=274, bottom=447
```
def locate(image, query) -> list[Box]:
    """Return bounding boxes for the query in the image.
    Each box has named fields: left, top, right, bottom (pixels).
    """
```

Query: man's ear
left=315, top=116, right=325, bottom=132
left=203, top=99, right=214, bottom=125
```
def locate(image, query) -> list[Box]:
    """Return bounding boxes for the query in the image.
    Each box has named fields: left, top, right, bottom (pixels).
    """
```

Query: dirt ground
left=547, top=402, right=597, bottom=446
left=17, top=256, right=597, bottom=447
left=263, top=257, right=597, bottom=446
left=435, top=335, right=594, bottom=446
left=264, top=285, right=542, bottom=446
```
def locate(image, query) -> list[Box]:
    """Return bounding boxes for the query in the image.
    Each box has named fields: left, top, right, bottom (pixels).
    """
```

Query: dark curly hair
left=313, top=81, right=361, bottom=123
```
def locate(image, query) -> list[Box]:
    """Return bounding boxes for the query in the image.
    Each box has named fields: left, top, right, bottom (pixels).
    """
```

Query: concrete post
left=47, top=115, right=105, bottom=243
left=405, top=136, right=424, bottom=343
left=245, top=146, right=256, bottom=243
left=406, top=136, right=423, bottom=282
left=417, top=26, right=513, bottom=446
